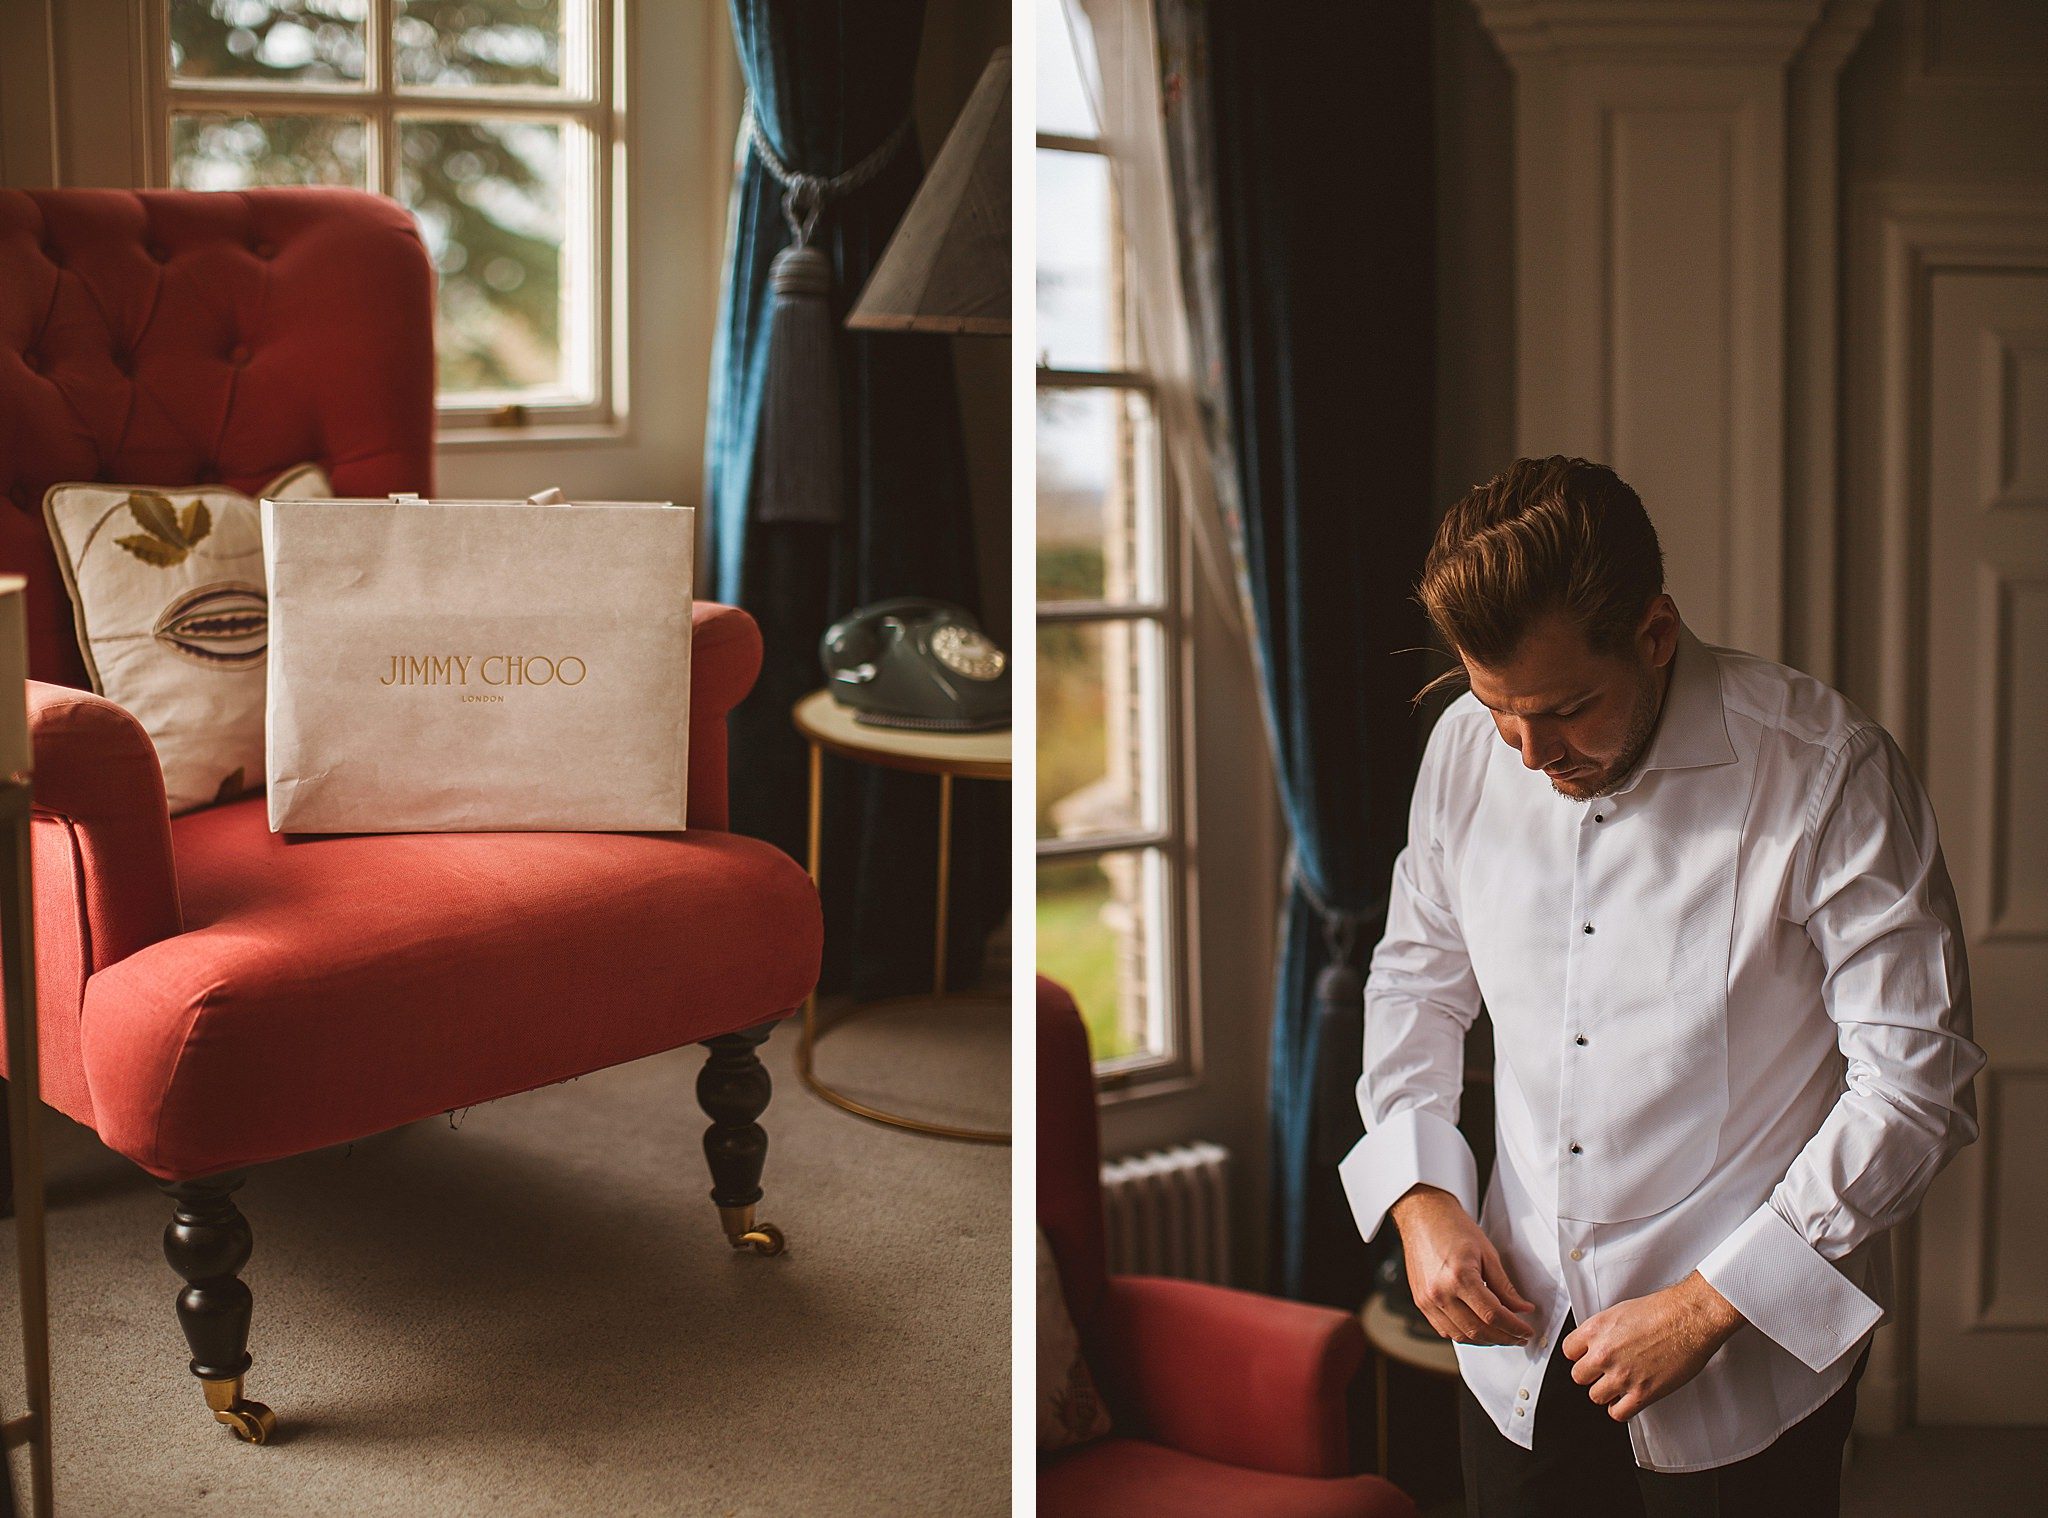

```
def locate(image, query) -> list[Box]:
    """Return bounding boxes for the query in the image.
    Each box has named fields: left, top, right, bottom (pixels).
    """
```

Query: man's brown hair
left=1412, top=456, right=1664, bottom=704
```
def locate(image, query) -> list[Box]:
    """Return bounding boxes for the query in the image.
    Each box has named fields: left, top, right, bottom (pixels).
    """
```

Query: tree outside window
left=160, top=0, right=607, bottom=421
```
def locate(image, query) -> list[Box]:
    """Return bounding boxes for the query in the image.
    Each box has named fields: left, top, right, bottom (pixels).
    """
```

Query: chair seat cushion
left=80, top=798, right=821, bottom=1179
left=1038, top=1439, right=1417, bottom=1518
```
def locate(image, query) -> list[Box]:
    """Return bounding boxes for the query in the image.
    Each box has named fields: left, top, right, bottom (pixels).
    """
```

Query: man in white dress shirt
left=1338, top=457, right=1983, bottom=1515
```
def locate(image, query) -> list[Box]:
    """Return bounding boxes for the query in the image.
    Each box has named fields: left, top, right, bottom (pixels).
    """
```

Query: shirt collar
left=1610, top=617, right=1734, bottom=795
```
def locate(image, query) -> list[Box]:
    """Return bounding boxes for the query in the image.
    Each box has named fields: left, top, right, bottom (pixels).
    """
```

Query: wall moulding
left=1474, top=0, right=1879, bottom=663
left=1473, top=0, right=1831, bottom=64
left=1978, top=568, right=2048, bottom=945
left=1852, top=181, right=2048, bottom=764
left=1969, top=1066, right=2048, bottom=1331
left=1473, top=0, right=1879, bottom=670
left=1980, top=329, right=2048, bottom=512
left=1785, top=0, right=1880, bottom=684
left=1901, top=0, right=2048, bottom=99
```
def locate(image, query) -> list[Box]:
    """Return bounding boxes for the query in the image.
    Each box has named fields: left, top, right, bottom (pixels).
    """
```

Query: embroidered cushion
left=43, top=464, right=331, bottom=814
left=1038, top=1224, right=1114, bottom=1451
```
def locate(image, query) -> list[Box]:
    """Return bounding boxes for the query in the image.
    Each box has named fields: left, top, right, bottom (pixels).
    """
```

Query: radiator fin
left=1100, top=1141, right=1232, bottom=1285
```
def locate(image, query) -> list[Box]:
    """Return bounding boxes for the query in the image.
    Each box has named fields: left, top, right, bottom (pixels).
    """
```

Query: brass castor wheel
left=217, top=1400, right=277, bottom=1444
left=717, top=1204, right=787, bottom=1256
left=202, top=1376, right=277, bottom=1444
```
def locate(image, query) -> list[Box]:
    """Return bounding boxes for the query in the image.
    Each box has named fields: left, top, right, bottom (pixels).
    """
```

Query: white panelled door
left=1915, top=266, right=2048, bottom=1425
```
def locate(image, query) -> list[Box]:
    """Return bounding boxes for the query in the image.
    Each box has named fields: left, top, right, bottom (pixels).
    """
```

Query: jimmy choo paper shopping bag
left=262, top=497, right=694, bottom=833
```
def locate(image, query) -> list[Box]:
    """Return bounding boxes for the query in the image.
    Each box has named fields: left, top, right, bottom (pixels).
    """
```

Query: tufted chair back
left=0, top=187, right=435, bottom=688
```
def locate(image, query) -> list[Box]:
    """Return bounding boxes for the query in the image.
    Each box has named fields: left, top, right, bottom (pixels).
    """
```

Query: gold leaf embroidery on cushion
left=153, top=582, right=267, bottom=667
left=1053, top=1356, right=1109, bottom=1441
left=126, top=490, right=181, bottom=541
left=114, top=532, right=186, bottom=567
left=114, top=490, right=215, bottom=567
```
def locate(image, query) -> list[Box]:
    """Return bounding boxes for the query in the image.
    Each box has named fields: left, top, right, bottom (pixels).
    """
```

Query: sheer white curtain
left=1061, top=0, right=1251, bottom=640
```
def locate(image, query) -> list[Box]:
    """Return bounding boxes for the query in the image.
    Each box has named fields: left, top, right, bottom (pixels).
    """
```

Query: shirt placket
left=1510, top=1293, right=1573, bottom=1442
left=1503, top=795, right=1609, bottom=1448
left=1556, top=795, right=1623, bottom=1349
left=1556, top=795, right=1606, bottom=1221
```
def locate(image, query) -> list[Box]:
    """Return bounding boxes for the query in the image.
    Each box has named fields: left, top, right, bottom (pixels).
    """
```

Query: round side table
left=1361, top=1290, right=1459, bottom=1478
left=792, top=689, right=1010, bottom=1144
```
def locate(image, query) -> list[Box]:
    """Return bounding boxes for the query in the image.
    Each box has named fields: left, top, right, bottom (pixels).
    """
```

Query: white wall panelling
left=1876, top=216, right=2048, bottom=1423
left=0, top=0, right=61, bottom=188
left=1787, top=1, right=1883, bottom=682
left=1970, top=1068, right=2048, bottom=1331
left=1857, top=189, right=2048, bottom=759
left=1473, top=0, right=1880, bottom=662
left=1900, top=0, right=2048, bottom=97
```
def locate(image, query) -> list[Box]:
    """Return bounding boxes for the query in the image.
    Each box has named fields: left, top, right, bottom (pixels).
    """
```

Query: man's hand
left=1390, top=1184, right=1538, bottom=1346
left=1562, top=1272, right=1745, bottom=1422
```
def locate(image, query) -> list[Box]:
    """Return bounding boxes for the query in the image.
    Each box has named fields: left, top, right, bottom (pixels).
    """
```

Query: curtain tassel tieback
left=1286, top=848, right=1374, bottom=997
left=746, top=94, right=912, bottom=526
left=1285, top=848, right=1381, bottom=1149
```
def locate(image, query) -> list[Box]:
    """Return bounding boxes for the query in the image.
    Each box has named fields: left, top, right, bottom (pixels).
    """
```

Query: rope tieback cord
left=741, top=93, right=912, bottom=528
left=744, top=93, right=913, bottom=247
left=1288, top=847, right=1377, bottom=968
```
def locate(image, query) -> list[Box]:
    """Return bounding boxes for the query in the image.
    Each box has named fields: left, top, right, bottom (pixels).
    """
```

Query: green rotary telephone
left=820, top=598, right=1010, bottom=732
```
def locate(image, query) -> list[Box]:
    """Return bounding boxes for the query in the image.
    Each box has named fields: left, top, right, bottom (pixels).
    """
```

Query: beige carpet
left=0, top=994, right=1009, bottom=1516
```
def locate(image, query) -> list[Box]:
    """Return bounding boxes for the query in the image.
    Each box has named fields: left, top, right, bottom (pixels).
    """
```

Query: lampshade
left=847, top=46, right=1010, bottom=335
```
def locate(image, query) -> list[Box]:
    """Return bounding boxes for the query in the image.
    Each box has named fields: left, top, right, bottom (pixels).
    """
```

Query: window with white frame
left=1036, top=0, right=1188, bottom=1089
left=152, top=0, right=615, bottom=431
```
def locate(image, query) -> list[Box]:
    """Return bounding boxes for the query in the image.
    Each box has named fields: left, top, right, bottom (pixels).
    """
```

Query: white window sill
left=435, top=419, right=632, bottom=450
left=1095, top=1066, right=1201, bottom=1106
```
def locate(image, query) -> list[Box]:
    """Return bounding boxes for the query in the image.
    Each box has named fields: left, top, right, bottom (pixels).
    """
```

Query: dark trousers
left=1459, top=1315, right=1868, bottom=1518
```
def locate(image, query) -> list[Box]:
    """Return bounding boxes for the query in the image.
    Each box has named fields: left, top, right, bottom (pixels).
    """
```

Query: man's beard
left=1552, top=666, right=1665, bottom=799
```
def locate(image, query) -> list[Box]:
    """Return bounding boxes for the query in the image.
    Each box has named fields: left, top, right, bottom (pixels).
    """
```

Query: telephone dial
left=820, top=597, right=1010, bottom=732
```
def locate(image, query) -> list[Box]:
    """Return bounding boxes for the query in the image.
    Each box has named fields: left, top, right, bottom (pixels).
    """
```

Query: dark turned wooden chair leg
left=697, top=1019, right=787, bottom=1256
left=160, top=1172, right=275, bottom=1443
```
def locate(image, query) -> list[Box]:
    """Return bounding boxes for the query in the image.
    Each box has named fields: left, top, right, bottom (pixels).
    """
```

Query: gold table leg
left=794, top=753, right=1006, bottom=1145
left=799, top=741, right=823, bottom=1085
left=933, top=772, right=953, bottom=996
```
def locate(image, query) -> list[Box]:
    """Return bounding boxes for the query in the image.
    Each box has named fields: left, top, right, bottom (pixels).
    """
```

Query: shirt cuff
left=1338, top=1106, right=1479, bottom=1243
left=1695, top=1202, right=1883, bottom=1372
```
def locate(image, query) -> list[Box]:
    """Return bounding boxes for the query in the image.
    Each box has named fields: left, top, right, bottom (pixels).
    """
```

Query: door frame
left=1854, top=180, right=2048, bottom=1429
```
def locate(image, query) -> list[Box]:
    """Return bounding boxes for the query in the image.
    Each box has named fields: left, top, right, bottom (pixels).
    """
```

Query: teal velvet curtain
left=707, top=0, right=1006, bottom=999
left=1191, top=0, right=1439, bottom=1303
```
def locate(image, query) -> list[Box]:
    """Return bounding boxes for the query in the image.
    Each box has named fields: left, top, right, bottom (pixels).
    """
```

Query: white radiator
left=1100, top=1142, right=1232, bottom=1285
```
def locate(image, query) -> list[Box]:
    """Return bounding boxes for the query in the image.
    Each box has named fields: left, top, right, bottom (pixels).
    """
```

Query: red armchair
left=0, top=188, right=822, bottom=1441
left=1037, top=976, right=1417, bottom=1518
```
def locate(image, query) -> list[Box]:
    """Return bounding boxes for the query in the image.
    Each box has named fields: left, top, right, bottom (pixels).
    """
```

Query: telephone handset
left=820, top=597, right=1010, bottom=732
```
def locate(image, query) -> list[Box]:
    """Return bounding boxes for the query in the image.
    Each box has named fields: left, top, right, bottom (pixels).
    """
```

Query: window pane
left=170, top=113, right=367, bottom=189
left=1039, top=618, right=1163, bottom=843
left=1036, top=148, right=1118, bottom=371
left=398, top=117, right=572, bottom=397
left=396, top=0, right=566, bottom=90
left=1038, top=385, right=1159, bottom=604
left=169, top=0, right=367, bottom=85
left=1035, top=0, right=1099, bottom=138
left=1038, top=852, right=1166, bottom=1064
